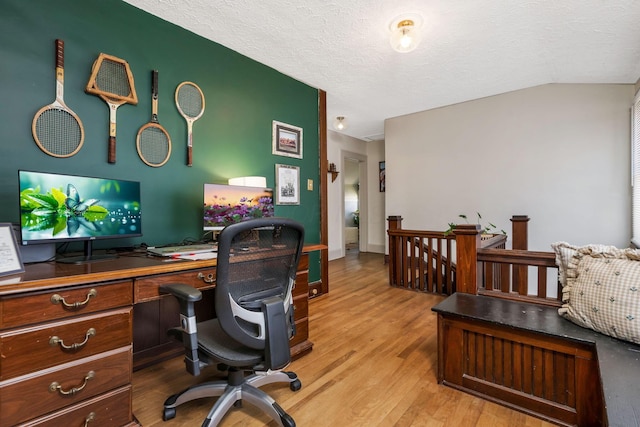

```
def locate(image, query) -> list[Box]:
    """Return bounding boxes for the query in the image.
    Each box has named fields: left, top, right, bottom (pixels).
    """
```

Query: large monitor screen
left=204, top=183, right=274, bottom=231
left=19, top=170, right=142, bottom=245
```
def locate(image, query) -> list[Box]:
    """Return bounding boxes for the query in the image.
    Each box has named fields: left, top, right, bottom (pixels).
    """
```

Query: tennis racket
left=175, top=81, right=205, bottom=166
left=32, top=39, right=84, bottom=158
left=136, top=70, right=171, bottom=167
left=86, top=53, right=138, bottom=164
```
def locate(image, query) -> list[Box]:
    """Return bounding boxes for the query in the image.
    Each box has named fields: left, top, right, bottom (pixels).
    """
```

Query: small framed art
left=0, top=223, right=24, bottom=277
left=272, top=121, right=303, bottom=159
left=275, top=164, right=300, bottom=205
left=379, top=161, right=386, bottom=192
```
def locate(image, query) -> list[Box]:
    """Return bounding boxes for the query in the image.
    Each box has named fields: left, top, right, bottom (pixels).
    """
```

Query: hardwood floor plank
left=133, top=252, right=556, bottom=426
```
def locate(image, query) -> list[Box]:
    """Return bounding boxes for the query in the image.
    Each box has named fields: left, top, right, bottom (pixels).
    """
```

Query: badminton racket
left=175, top=81, right=205, bottom=166
left=86, top=53, right=138, bottom=163
left=32, top=39, right=84, bottom=158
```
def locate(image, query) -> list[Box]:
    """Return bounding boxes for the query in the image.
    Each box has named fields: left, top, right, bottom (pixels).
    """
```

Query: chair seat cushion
left=197, top=319, right=265, bottom=367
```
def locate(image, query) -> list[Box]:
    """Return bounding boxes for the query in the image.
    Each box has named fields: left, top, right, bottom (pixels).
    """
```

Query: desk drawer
left=0, top=281, right=133, bottom=329
left=0, top=346, right=131, bottom=426
left=289, top=317, right=308, bottom=347
left=292, top=293, right=308, bottom=320
left=17, top=385, right=133, bottom=427
left=0, top=308, right=132, bottom=380
left=135, top=268, right=216, bottom=303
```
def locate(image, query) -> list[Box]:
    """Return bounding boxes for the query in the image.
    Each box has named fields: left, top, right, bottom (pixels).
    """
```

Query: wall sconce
left=333, top=116, right=348, bottom=131
left=389, top=14, right=423, bottom=53
left=228, top=176, right=267, bottom=188
left=328, top=162, right=339, bottom=182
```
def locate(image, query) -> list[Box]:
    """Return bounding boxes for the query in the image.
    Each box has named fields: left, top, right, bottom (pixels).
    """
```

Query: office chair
left=160, top=217, right=305, bottom=427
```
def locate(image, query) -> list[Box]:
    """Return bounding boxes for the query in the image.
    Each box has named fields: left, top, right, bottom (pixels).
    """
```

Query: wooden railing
left=387, top=216, right=508, bottom=295
left=454, top=217, right=562, bottom=307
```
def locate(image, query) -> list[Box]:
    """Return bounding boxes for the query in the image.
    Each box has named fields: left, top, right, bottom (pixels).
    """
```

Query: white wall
left=366, top=139, right=386, bottom=253
left=327, top=131, right=385, bottom=260
left=385, top=84, right=634, bottom=252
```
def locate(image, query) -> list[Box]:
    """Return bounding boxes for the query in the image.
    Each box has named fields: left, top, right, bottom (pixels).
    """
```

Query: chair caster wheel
left=163, top=407, right=176, bottom=421
left=281, top=413, right=296, bottom=427
left=290, top=379, right=302, bottom=391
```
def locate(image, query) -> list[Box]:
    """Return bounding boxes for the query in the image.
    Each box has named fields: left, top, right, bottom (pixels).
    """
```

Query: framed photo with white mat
left=0, top=223, right=24, bottom=278
left=275, top=164, right=300, bottom=205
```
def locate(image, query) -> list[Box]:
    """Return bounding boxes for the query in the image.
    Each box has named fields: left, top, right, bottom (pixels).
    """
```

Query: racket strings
left=177, top=85, right=203, bottom=118
left=35, top=109, right=82, bottom=156
left=138, top=127, right=170, bottom=166
left=96, top=59, right=131, bottom=97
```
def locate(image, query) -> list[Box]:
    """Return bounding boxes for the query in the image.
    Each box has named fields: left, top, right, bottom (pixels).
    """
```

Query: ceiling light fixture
left=333, top=116, right=348, bottom=131
left=389, top=14, right=423, bottom=53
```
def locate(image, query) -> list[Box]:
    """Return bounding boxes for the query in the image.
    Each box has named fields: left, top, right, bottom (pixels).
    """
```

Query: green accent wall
left=0, top=0, right=321, bottom=280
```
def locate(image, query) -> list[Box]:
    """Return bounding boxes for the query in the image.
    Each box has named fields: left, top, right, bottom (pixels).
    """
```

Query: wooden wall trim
left=319, top=89, right=329, bottom=295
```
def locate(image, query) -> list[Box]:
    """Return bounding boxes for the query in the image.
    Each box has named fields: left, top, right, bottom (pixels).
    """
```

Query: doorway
left=342, top=151, right=367, bottom=255
left=344, top=158, right=359, bottom=251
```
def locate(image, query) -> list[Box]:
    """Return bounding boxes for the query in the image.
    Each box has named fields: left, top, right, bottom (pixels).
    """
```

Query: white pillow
left=551, top=241, right=621, bottom=287
left=559, top=247, right=640, bottom=344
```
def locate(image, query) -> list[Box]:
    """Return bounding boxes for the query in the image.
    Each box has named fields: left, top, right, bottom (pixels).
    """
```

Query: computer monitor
left=203, top=183, right=274, bottom=232
left=19, top=170, right=142, bottom=263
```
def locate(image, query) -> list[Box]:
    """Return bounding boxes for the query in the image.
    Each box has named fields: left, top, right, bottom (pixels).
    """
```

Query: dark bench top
left=432, top=293, right=640, bottom=427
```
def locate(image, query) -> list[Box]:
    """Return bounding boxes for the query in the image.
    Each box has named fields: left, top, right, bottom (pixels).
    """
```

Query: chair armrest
left=160, top=282, right=203, bottom=301
left=160, top=283, right=202, bottom=316
left=160, top=283, right=203, bottom=376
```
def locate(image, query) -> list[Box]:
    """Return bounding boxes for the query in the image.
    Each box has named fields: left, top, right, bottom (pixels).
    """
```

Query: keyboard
left=147, top=243, right=217, bottom=257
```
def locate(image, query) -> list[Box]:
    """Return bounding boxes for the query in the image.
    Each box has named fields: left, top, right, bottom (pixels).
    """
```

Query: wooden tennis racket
left=175, top=81, right=205, bottom=166
left=32, top=39, right=84, bottom=158
left=136, top=70, right=171, bottom=167
left=86, top=53, right=138, bottom=164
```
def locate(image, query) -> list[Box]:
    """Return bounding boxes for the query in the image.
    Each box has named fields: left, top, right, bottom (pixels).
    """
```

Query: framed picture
left=379, top=161, right=386, bottom=192
left=275, top=164, right=300, bottom=205
left=0, top=223, right=24, bottom=277
left=272, top=121, right=303, bottom=159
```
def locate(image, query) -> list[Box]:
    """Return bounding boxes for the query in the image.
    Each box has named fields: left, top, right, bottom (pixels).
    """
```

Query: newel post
left=454, top=224, right=481, bottom=294
left=510, top=215, right=530, bottom=250
left=387, top=216, right=403, bottom=285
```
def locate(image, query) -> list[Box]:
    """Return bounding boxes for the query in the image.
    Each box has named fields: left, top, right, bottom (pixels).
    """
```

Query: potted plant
left=444, top=212, right=507, bottom=239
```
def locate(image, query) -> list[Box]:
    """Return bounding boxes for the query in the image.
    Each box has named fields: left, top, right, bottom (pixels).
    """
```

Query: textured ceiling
left=123, top=0, right=640, bottom=141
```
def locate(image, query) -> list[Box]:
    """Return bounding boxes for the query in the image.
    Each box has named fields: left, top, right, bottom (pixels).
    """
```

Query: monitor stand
left=56, top=240, right=118, bottom=264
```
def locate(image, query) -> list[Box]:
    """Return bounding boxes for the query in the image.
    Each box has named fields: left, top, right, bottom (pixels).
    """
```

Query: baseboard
left=366, top=243, right=385, bottom=254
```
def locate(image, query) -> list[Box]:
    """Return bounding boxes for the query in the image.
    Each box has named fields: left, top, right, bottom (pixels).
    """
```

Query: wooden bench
left=431, top=220, right=640, bottom=426
left=433, top=293, right=640, bottom=426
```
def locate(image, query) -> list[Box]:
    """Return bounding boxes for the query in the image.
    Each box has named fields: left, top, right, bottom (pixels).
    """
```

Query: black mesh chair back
left=215, top=217, right=304, bottom=369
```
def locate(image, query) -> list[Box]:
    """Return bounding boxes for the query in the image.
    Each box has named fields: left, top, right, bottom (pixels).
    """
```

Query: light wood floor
left=133, top=252, right=555, bottom=426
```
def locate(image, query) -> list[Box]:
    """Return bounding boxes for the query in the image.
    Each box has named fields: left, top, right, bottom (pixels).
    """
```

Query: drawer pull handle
left=49, top=370, right=95, bottom=396
left=84, top=412, right=96, bottom=426
left=198, top=272, right=216, bottom=284
left=50, top=327, right=96, bottom=350
left=51, top=289, right=98, bottom=309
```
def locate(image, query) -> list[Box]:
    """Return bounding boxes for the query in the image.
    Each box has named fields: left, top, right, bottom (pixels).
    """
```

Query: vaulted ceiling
left=124, top=0, right=640, bottom=141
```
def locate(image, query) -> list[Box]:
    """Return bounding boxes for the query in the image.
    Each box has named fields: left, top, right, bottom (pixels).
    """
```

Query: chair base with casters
left=162, top=368, right=301, bottom=427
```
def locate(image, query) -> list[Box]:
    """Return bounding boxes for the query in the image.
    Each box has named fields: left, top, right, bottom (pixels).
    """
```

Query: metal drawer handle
left=50, top=327, right=96, bottom=350
left=84, top=412, right=96, bottom=427
left=197, top=272, right=216, bottom=284
left=49, top=370, right=95, bottom=396
left=51, top=289, right=98, bottom=309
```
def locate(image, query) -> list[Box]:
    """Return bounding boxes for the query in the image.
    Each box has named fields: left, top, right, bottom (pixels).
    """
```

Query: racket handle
left=108, top=136, right=116, bottom=164
left=187, top=145, right=193, bottom=167
left=55, top=39, right=64, bottom=69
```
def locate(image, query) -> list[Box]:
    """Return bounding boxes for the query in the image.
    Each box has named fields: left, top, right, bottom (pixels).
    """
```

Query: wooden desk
left=0, top=248, right=316, bottom=426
